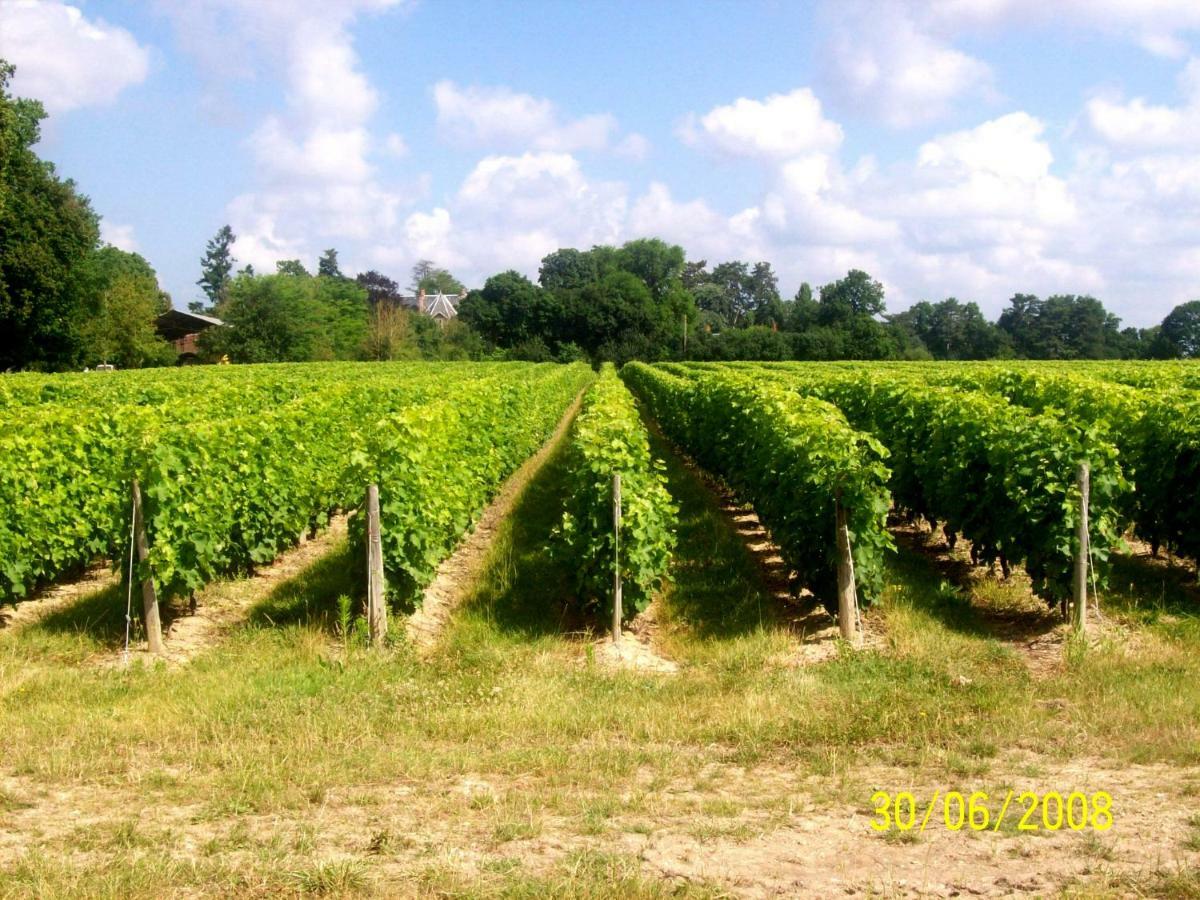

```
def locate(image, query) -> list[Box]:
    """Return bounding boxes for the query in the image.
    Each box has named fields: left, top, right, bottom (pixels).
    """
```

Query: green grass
left=0, top=416, right=1198, bottom=895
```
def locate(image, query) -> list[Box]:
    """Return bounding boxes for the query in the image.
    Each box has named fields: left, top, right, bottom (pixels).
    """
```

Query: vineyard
left=2, top=358, right=1199, bottom=645
left=1, top=359, right=1199, bottom=897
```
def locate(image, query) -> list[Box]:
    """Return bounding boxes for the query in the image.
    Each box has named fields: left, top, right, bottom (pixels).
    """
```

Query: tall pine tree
left=195, top=224, right=236, bottom=313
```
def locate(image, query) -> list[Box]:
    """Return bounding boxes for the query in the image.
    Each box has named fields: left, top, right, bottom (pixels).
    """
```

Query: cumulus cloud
left=921, top=0, right=1200, bottom=58
left=432, top=80, right=645, bottom=156
left=679, top=88, right=843, bottom=159
left=159, top=0, right=408, bottom=274
left=0, top=0, right=151, bottom=113
left=1086, top=57, right=1200, bottom=149
left=821, top=2, right=993, bottom=128
left=401, top=152, right=626, bottom=277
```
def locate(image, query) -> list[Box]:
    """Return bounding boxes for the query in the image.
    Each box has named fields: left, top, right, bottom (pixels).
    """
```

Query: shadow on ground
left=887, top=519, right=1062, bottom=645
left=643, top=422, right=783, bottom=640
left=458, top=436, right=581, bottom=638
left=247, top=540, right=358, bottom=633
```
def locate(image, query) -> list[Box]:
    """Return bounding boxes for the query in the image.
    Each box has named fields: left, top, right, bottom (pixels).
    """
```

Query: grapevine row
left=1, top=362, right=589, bottom=605
left=730, top=363, right=1124, bottom=606
left=554, top=363, right=676, bottom=621
left=624, top=363, right=893, bottom=612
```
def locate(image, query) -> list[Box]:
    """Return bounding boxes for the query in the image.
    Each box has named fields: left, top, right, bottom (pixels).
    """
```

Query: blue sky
left=3, top=1, right=1200, bottom=326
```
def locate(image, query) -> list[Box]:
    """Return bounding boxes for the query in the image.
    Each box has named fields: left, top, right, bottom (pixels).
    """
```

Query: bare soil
left=115, top=515, right=349, bottom=667
left=2, top=755, right=1193, bottom=897
left=672, top=445, right=888, bottom=664
left=0, top=563, right=119, bottom=632
left=593, top=600, right=679, bottom=674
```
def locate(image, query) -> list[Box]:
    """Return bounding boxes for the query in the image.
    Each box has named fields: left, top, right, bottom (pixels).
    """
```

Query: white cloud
left=821, top=3, right=993, bottom=128
left=432, top=81, right=644, bottom=156
left=1086, top=58, right=1200, bottom=149
left=680, top=88, right=843, bottom=159
left=0, top=0, right=150, bottom=113
left=159, top=1, right=409, bottom=276
left=921, top=0, right=1200, bottom=57
left=99, top=221, right=139, bottom=252
left=917, top=112, right=1053, bottom=182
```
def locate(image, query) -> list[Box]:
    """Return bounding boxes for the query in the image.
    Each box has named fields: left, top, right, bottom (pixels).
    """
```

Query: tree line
left=460, top=245, right=1200, bottom=363
left=190, top=226, right=480, bottom=364
left=4, top=53, right=1199, bottom=372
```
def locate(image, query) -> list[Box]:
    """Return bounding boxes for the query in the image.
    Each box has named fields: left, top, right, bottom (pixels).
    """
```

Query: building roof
left=425, top=292, right=459, bottom=319
left=156, top=308, right=224, bottom=341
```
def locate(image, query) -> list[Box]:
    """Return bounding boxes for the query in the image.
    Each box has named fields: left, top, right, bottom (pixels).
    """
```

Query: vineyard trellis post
left=835, top=497, right=861, bottom=648
left=366, top=484, right=387, bottom=647
left=612, top=472, right=622, bottom=642
left=1073, top=462, right=1090, bottom=635
left=130, top=479, right=164, bottom=654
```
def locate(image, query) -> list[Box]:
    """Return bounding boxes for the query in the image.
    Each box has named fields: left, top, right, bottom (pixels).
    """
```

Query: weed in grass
left=878, top=828, right=922, bottom=846
left=290, top=858, right=369, bottom=896
left=492, top=805, right=542, bottom=843
left=1184, top=814, right=1200, bottom=852
left=0, top=788, right=33, bottom=813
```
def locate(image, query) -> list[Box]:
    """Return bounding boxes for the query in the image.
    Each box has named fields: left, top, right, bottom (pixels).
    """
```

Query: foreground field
left=1, top=361, right=1199, bottom=897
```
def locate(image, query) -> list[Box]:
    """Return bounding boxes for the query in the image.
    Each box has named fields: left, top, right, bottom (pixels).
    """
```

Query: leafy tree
left=681, top=259, right=709, bottom=290
left=539, top=248, right=600, bottom=291
left=458, top=271, right=552, bottom=348
left=888, top=298, right=1009, bottom=359
left=817, top=269, right=886, bottom=325
left=693, top=283, right=732, bottom=327
left=408, top=259, right=463, bottom=295
left=419, top=267, right=464, bottom=295
left=702, top=259, right=782, bottom=325
left=997, top=293, right=1126, bottom=358
left=364, top=303, right=417, bottom=360
left=203, top=271, right=368, bottom=363
left=560, top=271, right=660, bottom=355
left=787, top=282, right=819, bottom=331
left=197, top=224, right=236, bottom=311
left=355, top=270, right=401, bottom=308
left=0, top=60, right=100, bottom=370
left=276, top=259, right=310, bottom=277
left=410, top=258, right=436, bottom=292
left=693, top=325, right=792, bottom=360
left=203, top=275, right=313, bottom=363
left=1156, top=300, right=1200, bottom=358
left=614, top=238, right=685, bottom=301
left=709, top=262, right=755, bottom=325
left=317, top=248, right=343, bottom=279
left=1116, top=325, right=1154, bottom=359
left=82, top=268, right=174, bottom=368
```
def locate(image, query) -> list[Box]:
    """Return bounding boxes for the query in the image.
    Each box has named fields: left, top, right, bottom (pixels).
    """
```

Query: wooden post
left=835, top=499, right=860, bottom=647
left=366, top=484, right=386, bottom=647
left=612, top=473, right=622, bottom=642
left=1073, top=462, right=1090, bottom=635
left=131, top=479, right=164, bottom=654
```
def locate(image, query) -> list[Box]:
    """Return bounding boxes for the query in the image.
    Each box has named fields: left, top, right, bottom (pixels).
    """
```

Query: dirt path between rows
left=0, top=564, right=119, bottom=633
left=155, top=515, right=349, bottom=666
left=891, top=519, right=1069, bottom=677
left=406, top=388, right=588, bottom=655
left=645, top=417, right=886, bottom=665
